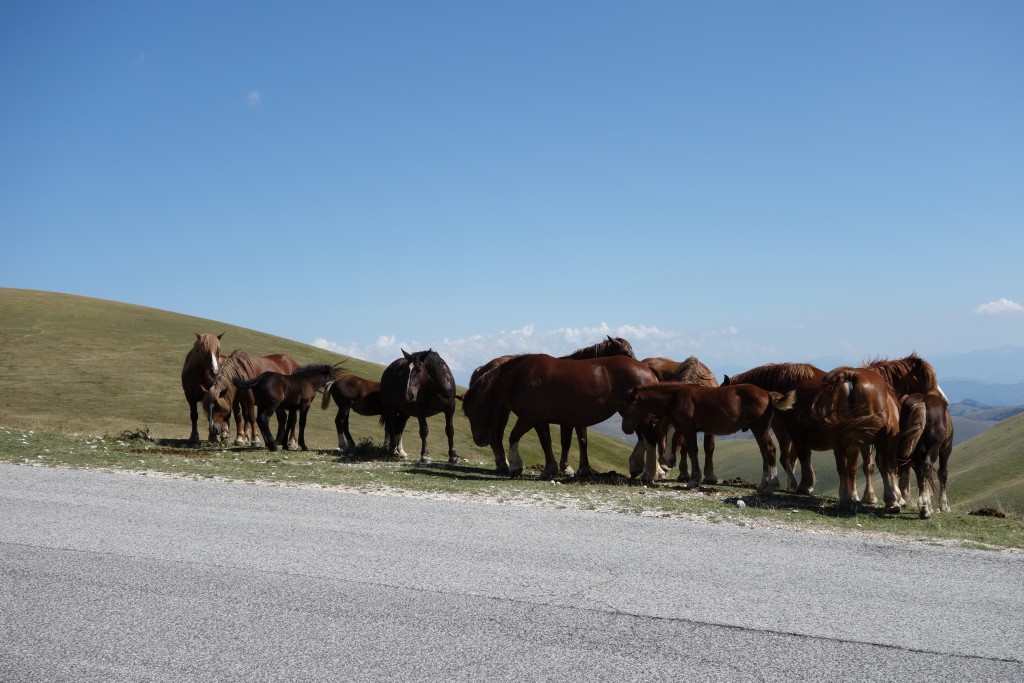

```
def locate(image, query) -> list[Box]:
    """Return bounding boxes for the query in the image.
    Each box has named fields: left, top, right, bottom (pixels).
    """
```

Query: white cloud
left=974, top=298, right=1023, bottom=315
left=313, top=322, right=777, bottom=385
left=247, top=90, right=261, bottom=106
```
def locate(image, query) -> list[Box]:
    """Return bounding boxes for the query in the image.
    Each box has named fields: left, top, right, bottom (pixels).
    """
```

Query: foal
left=234, top=364, right=336, bottom=451
left=621, top=382, right=795, bottom=494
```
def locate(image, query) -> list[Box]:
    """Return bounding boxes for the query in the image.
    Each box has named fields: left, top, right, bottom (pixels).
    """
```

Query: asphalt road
left=1, top=464, right=1021, bottom=682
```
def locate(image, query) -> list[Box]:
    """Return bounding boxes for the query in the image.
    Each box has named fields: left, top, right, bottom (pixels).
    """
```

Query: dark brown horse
left=320, top=372, right=385, bottom=451
left=462, top=354, right=661, bottom=482
left=621, top=382, right=795, bottom=493
left=181, top=332, right=224, bottom=444
left=808, top=366, right=902, bottom=512
left=639, top=356, right=719, bottom=484
left=380, top=349, right=459, bottom=464
left=896, top=392, right=953, bottom=519
left=233, top=364, right=336, bottom=451
left=203, top=349, right=301, bottom=447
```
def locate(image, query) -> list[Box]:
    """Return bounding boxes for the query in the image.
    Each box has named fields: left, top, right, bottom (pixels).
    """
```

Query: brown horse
left=809, top=366, right=902, bottom=512
left=896, top=392, right=954, bottom=519
left=320, top=372, right=385, bottom=451
left=462, top=354, right=661, bottom=482
left=621, top=382, right=795, bottom=493
left=556, top=336, right=637, bottom=476
left=380, top=349, right=459, bottom=464
left=639, top=356, right=719, bottom=484
left=233, top=364, right=336, bottom=451
left=204, top=349, right=301, bottom=447
left=181, top=332, right=225, bottom=444
left=722, top=363, right=829, bottom=494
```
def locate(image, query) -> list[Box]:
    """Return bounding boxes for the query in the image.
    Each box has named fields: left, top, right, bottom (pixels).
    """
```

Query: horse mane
left=293, top=363, right=334, bottom=377
left=561, top=336, right=635, bottom=360
left=415, top=349, right=454, bottom=385
left=863, top=353, right=937, bottom=394
left=665, top=356, right=718, bottom=386
left=212, top=349, right=264, bottom=391
left=727, top=362, right=822, bottom=390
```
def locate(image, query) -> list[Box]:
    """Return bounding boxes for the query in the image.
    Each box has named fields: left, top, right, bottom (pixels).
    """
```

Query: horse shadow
left=721, top=486, right=918, bottom=520
left=406, top=463, right=508, bottom=482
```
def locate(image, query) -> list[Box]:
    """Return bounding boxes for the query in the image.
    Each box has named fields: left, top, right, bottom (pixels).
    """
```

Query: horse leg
left=416, top=414, right=431, bottom=464
left=793, top=433, right=815, bottom=495
left=557, top=425, right=575, bottom=478
left=391, top=413, right=410, bottom=458
left=187, top=400, right=200, bottom=445
left=775, top=425, right=797, bottom=491
left=861, top=446, right=879, bottom=506
left=335, top=404, right=350, bottom=451
left=683, top=428, right=701, bottom=489
left=490, top=406, right=511, bottom=475
left=444, top=407, right=458, bottom=464
left=575, top=427, right=591, bottom=478
left=754, top=428, right=779, bottom=495
left=257, top=409, right=276, bottom=451
left=833, top=444, right=856, bottom=512
left=938, top=440, right=951, bottom=513
left=915, top=444, right=936, bottom=519
left=273, top=407, right=289, bottom=448
left=507, top=417, right=534, bottom=479
left=702, top=433, right=717, bottom=485
left=297, top=405, right=310, bottom=451
left=628, top=439, right=646, bottom=479
left=536, top=424, right=559, bottom=480
left=672, top=430, right=689, bottom=483
left=285, top=409, right=299, bottom=451
left=876, top=434, right=901, bottom=514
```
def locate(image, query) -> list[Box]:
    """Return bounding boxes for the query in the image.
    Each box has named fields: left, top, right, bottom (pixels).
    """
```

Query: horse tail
left=233, top=377, right=259, bottom=390
left=770, top=389, right=796, bottom=412
left=810, top=368, right=857, bottom=427
left=898, top=400, right=927, bottom=466
left=321, top=384, right=335, bottom=410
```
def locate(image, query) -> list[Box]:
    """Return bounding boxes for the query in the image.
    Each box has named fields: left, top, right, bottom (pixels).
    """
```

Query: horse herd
left=181, top=333, right=953, bottom=518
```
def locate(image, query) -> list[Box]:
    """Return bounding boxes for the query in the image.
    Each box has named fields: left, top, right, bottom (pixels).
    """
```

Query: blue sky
left=2, top=1, right=1022, bottom=383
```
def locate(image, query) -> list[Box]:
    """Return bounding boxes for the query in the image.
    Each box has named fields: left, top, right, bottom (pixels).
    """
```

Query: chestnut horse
left=380, top=349, right=459, bottom=464
left=233, top=364, right=336, bottom=451
left=203, top=349, right=301, bottom=447
left=722, top=363, right=829, bottom=494
left=621, top=382, right=795, bottom=493
left=809, top=366, right=902, bottom=512
left=181, top=332, right=224, bottom=444
left=320, top=372, right=385, bottom=451
left=464, top=337, right=636, bottom=477
left=462, top=354, right=661, bottom=482
left=896, top=392, right=954, bottom=519
left=639, top=356, right=719, bottom=484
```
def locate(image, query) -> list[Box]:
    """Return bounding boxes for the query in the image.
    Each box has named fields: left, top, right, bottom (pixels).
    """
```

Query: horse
left=462, top=354, right=662, bottom=482
left=233, top=364, right=336, bottom=451
left=203, top=349, right=301, bottom=447
left=181, top=332, right=224, bottom=444
left=555, top=336, right=637, bottom=476
left=379, top=349, right=459, bottom=464
left=896, top=392, right=954, bottom=519
left=621, top=382, right=795, bottom=493
left=722, top=363, right=829, bottom=494
left=639, top=356, right=719, bottom=484
left=320, top=372, right=385, bottom=451
left=808, top=366, right=902, bottom=513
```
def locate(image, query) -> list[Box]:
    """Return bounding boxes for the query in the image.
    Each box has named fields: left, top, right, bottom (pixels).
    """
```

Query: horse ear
left=402, top=349, right=412, bottom=361
left=218, top=333, right=224, bottom=340
left=607, top=335, right=614, bottom=342
left=724, top=375, right=731, bottom=385
left=195, top=333, right=201, bottom=341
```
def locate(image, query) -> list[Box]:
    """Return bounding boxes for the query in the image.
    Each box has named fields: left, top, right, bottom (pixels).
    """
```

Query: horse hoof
left=508, top=468, right=523, bottom=480
left=448, top=454, right=460, bottom=464
left=886, top=504, right=901, bottom=515
left=561, top=466, right=575, bottom=478
left=539, top=468, right=558, bottom=481
left=495, top=465, right=510, bottom=477
left=420, top=456, right=432, bottom=465
left=920, top=508, right=932, bottom=520
left=639, top=473, right=655, bottom=487
left=703, top=476, right=718, bottom=485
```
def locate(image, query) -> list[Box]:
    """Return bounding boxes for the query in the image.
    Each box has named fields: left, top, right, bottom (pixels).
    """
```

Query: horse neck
left=638, top=383, right=683, bottom=410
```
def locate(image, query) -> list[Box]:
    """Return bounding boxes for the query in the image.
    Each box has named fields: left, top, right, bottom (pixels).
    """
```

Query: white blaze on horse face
left=211, top=353, right=219, bottom=375
left=405, top=364, right=419, bottom=402
left=937, top=384, right=949, bottom=403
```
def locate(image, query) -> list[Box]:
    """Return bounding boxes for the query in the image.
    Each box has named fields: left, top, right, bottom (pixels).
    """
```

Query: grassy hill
left=2, top=287, right=1022, bottom=515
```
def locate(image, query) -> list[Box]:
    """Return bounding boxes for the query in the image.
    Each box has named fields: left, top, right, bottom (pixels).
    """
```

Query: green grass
left=2, top=287, right=1023, bottom=550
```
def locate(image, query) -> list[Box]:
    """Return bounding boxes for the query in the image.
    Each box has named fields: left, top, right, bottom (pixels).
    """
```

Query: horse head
left=606, top=335, right=636, bottom=359
left=619, top=386, right=645, bottom=434
left=202, top=387, right=231, bottom=442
